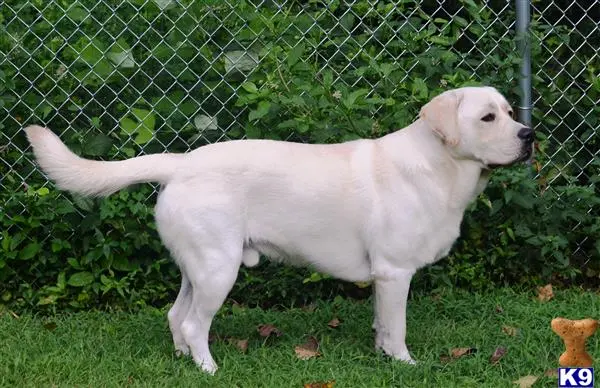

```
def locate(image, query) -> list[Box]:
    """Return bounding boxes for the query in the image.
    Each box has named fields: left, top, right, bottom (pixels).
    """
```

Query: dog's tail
left=24, top=125, right=184, bottom=197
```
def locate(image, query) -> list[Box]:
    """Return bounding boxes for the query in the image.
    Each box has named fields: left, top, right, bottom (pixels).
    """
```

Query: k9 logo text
left=558, top=368, right=595, bottom=388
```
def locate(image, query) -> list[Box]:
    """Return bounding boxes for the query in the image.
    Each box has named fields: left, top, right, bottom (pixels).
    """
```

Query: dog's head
left=419, top=86, right=534, bottom=168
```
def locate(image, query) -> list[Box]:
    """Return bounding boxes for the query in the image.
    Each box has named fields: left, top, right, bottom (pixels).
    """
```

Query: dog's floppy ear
left=419, top=90, right=462, bottom=146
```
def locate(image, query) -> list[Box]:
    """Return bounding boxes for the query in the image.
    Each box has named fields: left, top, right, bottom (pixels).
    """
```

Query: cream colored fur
left=25, top=86, right=533, bottom=374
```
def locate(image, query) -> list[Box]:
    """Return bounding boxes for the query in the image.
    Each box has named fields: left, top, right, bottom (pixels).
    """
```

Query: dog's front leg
left=373, top=267, right=416, bottom=364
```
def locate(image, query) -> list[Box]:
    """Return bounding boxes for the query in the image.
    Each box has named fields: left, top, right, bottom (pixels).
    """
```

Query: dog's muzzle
left=486, top=127, right=535, bottom=170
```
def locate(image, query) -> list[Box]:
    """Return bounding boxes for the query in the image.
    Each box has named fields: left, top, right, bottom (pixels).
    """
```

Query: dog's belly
left=248, top=237, right=373, bottom=283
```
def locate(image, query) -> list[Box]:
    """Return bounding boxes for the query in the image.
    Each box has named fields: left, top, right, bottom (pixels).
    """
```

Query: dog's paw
left=174, top=345, right=190, bottom=357
left=396, top=354, right=417, bottom=365
left=199, top=359, right=218, bottom=375
left=192, top=352, right=218, bottom=375
left=376, top=343, right=416, bottom=365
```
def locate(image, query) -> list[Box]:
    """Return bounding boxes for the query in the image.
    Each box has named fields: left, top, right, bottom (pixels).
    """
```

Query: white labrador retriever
left=24, top=86, right=534, bottom=374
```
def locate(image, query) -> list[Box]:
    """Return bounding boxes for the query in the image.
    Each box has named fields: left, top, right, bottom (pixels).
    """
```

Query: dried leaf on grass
left=543, top=369, right=559, bottom=378
left=257, top=324, right=283, bottom=337
left=43, top=322, right=57, bottom=331
left=304, top=381, right=335, bottom=388
left=295, top=336, right=321, bottom=360
left=537, top=284, right=554, bottom=302
left=495, top=305, right=504, bottom=313
left=502, top=325, right=518, bottom=336
left=208, top=333, right=219, bottom=344
left=230, top=338, right=249, bottom=353
left=302, top=304, right=317, bottom=313
left=327, top=318, right=341, bottom=328
left=490, top=346, right=507, bottom=364
left=441, top=347, right=476, bottom=363
left=440, top=355, right=452, bottom=364
left=513, top=375, right=538, bottom=388
left=451, top=347, right=477, bottom=358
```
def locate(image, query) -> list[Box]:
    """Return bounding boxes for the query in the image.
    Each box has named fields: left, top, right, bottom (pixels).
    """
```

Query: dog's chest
left=370, top=186, right=473, bottom=268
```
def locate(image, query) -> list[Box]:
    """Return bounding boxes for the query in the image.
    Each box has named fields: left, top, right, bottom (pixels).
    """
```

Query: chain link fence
left=0, top=1, right=598, bottom=286
left=2, top=1, right=598, bottom=187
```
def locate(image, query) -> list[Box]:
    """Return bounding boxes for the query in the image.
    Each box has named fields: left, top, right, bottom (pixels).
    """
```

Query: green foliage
left=0, top=0, right=598, bottom=311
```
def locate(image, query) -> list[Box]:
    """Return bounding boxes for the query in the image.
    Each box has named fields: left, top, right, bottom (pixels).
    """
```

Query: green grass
left=1, top=288, right=599, bottom=387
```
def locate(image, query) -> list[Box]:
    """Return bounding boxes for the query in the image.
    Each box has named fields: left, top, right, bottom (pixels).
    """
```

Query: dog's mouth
left=485, top=146, right=534, bottom=170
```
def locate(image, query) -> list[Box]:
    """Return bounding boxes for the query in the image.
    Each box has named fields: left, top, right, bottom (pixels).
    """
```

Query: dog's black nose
left=517, top=127, right=534, bottom=143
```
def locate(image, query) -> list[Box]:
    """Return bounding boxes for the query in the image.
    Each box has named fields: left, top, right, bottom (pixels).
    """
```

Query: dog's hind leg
left=168, top=271, right=192, bottom=357
left=179, top=247, right=242, bottom=374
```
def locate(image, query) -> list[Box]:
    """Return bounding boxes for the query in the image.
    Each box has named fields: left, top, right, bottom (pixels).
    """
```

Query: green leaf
left=72, top=195, right=94, bottom=211
left=36, top=187, right=50, bottom=196
left=51, top=240, right=62, bottom=253
left=78, top=38, right=106, bottom=65
left=85, top=134, right=113, bottom=156
left=411, top=78, right=428, bottom=99
left=241, top=82, right=259, bottom=94
left=339, top=12, right=355, bottom=31
left=342, top=88, right=369, bottom=109
left=153, top=0, right=175, bottom=11
left=67, top=271, right=94, bottom=287
left=119, top=117, right=138, bottom=135
left=194, top=114, right=218, bottom=131
left=287, top=43, right=305, bottom=67
left=1, top=233, right=9, bottom=251
left=322, top=70, right=333, bottom=87
left=132, top=108, right=155, bottom=131
left=19, top=243, right=40, bottom=260
left=135, top=126, right=154, bottom=145
left=112, top=256, right=136, bottom=272
left=429, top=36, right=454, bottom=46
left=245, top=125, right=262, bottom=139
left=119, top=109, right=155, bottom=145
left=90, top=116, right=101, bottom=128
left=277, top=119, right=298, bottom=129
left=38, top=295, right=59, bottom=305
left=67, top=6, right=89, bottom=22
left=224, top=50, right=258, bottom=73
left=107, top=50, right=136, bottom=69
left=67, top=257, right=82, bottom=270
left=248, top=101, right=271, bottom=122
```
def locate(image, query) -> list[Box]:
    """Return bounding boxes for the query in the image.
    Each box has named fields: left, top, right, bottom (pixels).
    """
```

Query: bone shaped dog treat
left=551, top=317, right=598, bottom=367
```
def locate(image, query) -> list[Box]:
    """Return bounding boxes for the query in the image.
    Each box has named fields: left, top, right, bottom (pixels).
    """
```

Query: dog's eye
left=481, top=113, right=495, bottom=122
left=508, top=110, right=514, bottom=118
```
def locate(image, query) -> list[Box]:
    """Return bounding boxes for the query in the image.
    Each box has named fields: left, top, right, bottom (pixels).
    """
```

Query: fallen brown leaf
left=502, top=325, right=518, bottom=336
left=543, top=369, right=558, bottom=378
left=495, top=305, right=504, bottom=314
left=301, top=303, right=316, bottom=313
left=450, top=347, right=477, bottom=358
left=257, top=324, right=283, bottom=337
left=537, top=284, right=554, bottom=302
left=295, top=336, right=321, bottom=360
left=440, top=355, right=452, bottom=364
left=490, top=346, right=507, bottom=364
left=327, top=318, right=341, bottom=328
left=304, top=381, right=335, bottom=388
left=513, top=375, right=538, bottom=388
left=208, top=333, right=219, bottom=344
left=231, top=338, right=248, bottom=353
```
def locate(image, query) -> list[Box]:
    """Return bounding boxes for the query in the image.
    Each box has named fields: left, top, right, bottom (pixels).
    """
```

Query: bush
left=1, top=0, right=598, bottom=311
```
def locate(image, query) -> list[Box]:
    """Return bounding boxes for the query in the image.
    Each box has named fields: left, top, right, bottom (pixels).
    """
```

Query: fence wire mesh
left=0, top=1, right=598, bottom=262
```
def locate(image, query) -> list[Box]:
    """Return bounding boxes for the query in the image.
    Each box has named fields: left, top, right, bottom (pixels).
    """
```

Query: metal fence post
left=515, top=0, right=532, bottom=128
